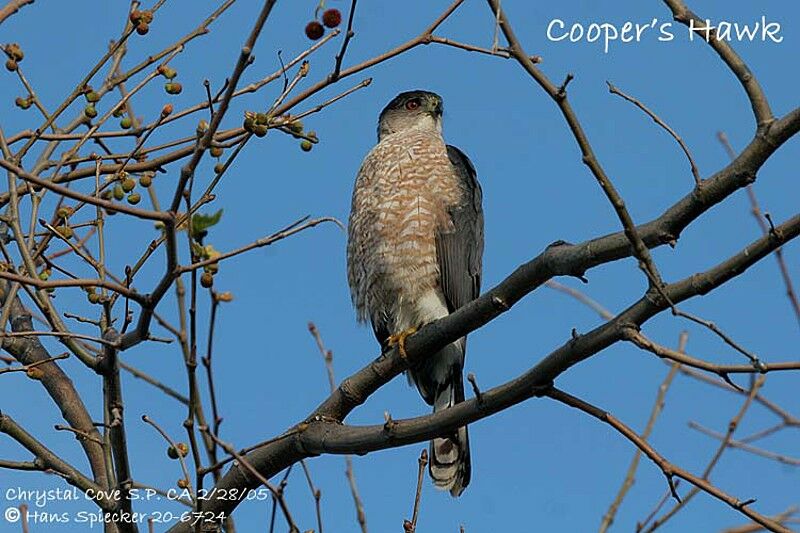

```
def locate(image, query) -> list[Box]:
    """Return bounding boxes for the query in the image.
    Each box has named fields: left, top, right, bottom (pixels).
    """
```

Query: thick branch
left=661, top=0, right=773, bottom=128
left=0, top=412, right=114, bottom=511
left=0, top=281, right=109, bottom=489
left=167, top=209, right=800, bottom=532
left=0, top=0, right=33, bottom=25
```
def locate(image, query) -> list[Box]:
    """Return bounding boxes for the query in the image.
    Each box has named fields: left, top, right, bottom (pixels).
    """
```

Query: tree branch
left=167, top=210, right=800, bottom=532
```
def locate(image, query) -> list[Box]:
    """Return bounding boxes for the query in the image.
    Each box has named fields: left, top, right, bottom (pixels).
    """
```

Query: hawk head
left=377, top=90, right=443, bottom=140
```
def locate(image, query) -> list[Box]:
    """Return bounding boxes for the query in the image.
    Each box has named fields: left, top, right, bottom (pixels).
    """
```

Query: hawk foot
left=386, top=326, right=418, bottom=359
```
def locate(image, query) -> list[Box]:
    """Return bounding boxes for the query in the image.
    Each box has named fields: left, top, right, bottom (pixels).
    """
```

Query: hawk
left=347, top=90, right=484, bottom=496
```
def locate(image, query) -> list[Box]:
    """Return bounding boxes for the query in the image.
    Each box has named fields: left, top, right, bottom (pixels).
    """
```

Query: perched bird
left=347, top=90, right=484, bottom=496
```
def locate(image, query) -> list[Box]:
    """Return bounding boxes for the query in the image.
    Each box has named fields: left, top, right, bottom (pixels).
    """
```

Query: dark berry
left=305, top=21, right=324, bottom=40
left=322, top=9, right=342, bottom=28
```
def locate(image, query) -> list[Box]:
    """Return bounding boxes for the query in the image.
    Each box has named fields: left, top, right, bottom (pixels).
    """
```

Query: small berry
left=140, top=10, right=154, bottom=24
left=210, top=146, right=223, bottom=158
left=161, top=103, right=173, bottom=116
left=177, top=478, right=189, bottom=489
left=139, top=173, right=153, bottom=187
left=85, top=91, right=100, bottom=103
left=322, top=8, right=342, bottom=28
left=120, top=116, right=132, bottom=129
left=56, top=206, right=72, bottom=219
left=113, top=184, right=125, bottom=201
left=121, top=177, right=136, bottom=192
left=56, top=225, right=74, bottom=239
left=6, top=43, right=23, bottom=61
left=306, top=130, right=318, bottom=141
left=127, top=192, right=141, bottom=205
left=129, top=9, right=142, bottom=23
left=243, top=116, right=255, bottom=133
left=214, top=163, right=224, bottom=174
left=15, top=96, right=31, bottom=109
left=112, top=107, right=124, bottom=117
left=84, top=104, right=97, bottom=119
left=5, top=59, right=17, bottom=72
left=167, top=444, right=187, bottom=459
left=288, top=120, right=303, bottom=134
left=305, top=20, right=324, bottom=40
left=101, top=190, right=113, bottom=200
left=300, top=140, right=313, bottom=152
left=164, top=82, right=182, bottom=95
left=200, top=271, right=214, bottom=288
left=136, top=22, right=149, bottom=35
left=157, top=65, right=177, bottom=79
left=196, top=119, right=209, bottom=136
left=255, top=112, right=269, bottom=125
left=253, top=124, right=268, bottom=137
left=216, top=292, right=234, bottom=303
left=88, top=292, right=101, bottom=304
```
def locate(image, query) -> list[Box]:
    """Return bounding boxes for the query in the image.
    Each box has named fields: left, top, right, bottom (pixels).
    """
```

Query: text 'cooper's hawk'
left=347, top=90, right=484, bottom=496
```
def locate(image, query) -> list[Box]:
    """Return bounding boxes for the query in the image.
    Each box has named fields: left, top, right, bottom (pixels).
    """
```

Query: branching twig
left=546, top=386, right=791, bottom=533
left=599, top=333, right=686, bottom=532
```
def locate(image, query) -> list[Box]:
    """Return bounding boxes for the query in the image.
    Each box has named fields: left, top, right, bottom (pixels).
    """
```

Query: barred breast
left=347, top=129, right=462, bottom=331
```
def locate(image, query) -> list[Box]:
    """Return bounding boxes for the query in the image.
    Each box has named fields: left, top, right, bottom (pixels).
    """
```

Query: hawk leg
left=386, top=326, right=418, bottom=359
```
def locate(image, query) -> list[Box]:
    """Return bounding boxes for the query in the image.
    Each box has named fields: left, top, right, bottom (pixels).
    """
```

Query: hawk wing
left=436, top=145, right=484, bottom=319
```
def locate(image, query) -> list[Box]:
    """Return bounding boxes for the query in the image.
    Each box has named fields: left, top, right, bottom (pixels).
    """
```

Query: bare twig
left=546, top=386, right=791, bottom=533
left=307, top=322, right=368, bottom=533
left=179, top=216, right=341, bottom=274
left=300, top=460, right=323, bottom=533
left=607, top=81, right=701, bottom=185
left=717, top=131, right=800, bottom=327
left=403, top=449, right=428, bottom=533
left=599, top=333, right=686, bottom=532
left=202, top=429, right=299, bottom=533
left=0, top=352, right=69, bottom=375
left=688, top=422, right=800, bottom=467
left=640, top=377, right=767, bottom=532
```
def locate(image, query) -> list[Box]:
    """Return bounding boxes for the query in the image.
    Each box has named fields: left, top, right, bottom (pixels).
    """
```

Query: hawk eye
left=405, top=99, right=421, bottom=111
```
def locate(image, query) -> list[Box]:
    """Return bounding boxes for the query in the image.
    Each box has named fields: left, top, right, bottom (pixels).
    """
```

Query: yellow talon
left=387, top=326, right=418, bottom=358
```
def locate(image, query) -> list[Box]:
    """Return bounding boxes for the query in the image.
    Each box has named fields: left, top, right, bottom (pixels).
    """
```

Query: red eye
left=405, top=99, right=420, bottom=110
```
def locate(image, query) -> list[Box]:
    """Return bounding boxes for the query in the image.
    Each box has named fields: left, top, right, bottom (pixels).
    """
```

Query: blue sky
left=1, top=1, right=798, bottom=532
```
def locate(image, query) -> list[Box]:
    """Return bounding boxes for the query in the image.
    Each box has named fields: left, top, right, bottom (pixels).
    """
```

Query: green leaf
left=191, top=209, right=223, bottom=239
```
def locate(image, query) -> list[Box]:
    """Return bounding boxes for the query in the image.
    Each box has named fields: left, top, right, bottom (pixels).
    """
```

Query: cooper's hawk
left=347, top=90, right=484, bottom=496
